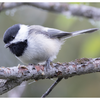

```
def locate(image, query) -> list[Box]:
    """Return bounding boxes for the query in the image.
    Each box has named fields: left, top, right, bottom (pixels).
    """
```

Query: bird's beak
left=4, top=43, right=11, bottom=48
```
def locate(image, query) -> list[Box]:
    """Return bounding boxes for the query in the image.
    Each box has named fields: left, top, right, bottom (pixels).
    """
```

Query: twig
left=0, top=2, right=100, bottom=20
left=41, top=77, right=63, bottom=98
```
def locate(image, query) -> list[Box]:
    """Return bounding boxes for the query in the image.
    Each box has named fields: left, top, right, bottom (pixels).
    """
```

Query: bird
left=3, top=24, right=98, bottom=71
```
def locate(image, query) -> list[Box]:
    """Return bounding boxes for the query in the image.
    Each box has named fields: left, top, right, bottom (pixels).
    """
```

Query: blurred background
left=0, top=2, right=100, bottom=97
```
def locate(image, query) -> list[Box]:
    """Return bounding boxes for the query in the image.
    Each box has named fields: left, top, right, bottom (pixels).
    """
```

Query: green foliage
left=54, top=15, right=76, bottom=30
left=69, top=2, right=90, bottom=5
left=80, top=33, right=100, bottom=58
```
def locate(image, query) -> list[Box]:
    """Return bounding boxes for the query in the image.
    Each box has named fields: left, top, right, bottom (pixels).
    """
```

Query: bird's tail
left=72, top=28, right=98, bottom=36
left=62, top=28, right=98, bottom=40
left=51, top=28, right=98, bottom=40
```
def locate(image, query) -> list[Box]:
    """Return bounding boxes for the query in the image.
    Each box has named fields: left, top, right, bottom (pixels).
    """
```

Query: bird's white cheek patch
left=11, top=25, right=29, bottom=44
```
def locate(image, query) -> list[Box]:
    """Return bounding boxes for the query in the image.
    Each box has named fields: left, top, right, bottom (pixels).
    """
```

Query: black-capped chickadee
left=3, top=24, right=98, bottom=70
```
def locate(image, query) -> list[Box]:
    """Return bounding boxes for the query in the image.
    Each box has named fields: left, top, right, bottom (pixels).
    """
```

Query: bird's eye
left=11, top=36, right=15, bottom=40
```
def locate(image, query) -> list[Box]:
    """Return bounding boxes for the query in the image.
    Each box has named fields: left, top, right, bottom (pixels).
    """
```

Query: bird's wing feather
left=28, top=25, right=72, bottom=39
left=28, top=25, right=98, bottom=39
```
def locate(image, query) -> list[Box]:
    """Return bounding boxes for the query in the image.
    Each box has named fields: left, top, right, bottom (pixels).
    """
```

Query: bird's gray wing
left=46, top=28, right=98, bottom=38
left=46, top=28, right=72, bottom=38
left=28, top=25, right=72, bottom=39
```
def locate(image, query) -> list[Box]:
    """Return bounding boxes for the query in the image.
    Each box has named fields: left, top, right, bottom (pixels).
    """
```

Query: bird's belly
left=17, top=50, right=49, bottom=65
left=17, top=34, right=62, bottom=65
left=17, top=46, right=57, bottom=65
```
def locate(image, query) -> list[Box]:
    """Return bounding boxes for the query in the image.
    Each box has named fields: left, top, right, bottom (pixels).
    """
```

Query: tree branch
left=0, top=58, right=100, bottom=95
left=0, top=2, right=100, bottom=20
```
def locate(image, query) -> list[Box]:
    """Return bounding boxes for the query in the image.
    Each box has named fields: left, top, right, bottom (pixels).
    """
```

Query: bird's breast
left=17, top=34, right=63, bottom=64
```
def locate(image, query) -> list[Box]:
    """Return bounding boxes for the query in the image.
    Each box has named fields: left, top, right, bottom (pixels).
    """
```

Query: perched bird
left=3, top=24, right=98, bottom=70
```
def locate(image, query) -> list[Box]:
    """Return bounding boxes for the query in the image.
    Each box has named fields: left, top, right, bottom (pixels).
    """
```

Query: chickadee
left=3, top=24, right=98, bottom=70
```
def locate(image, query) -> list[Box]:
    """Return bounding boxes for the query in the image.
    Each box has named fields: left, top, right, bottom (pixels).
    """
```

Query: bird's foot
left=45, top=59, right=52, bottom=71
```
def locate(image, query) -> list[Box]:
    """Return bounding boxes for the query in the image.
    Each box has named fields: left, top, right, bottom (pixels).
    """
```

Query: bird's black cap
left=3, top=24, right=20, bottom=44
